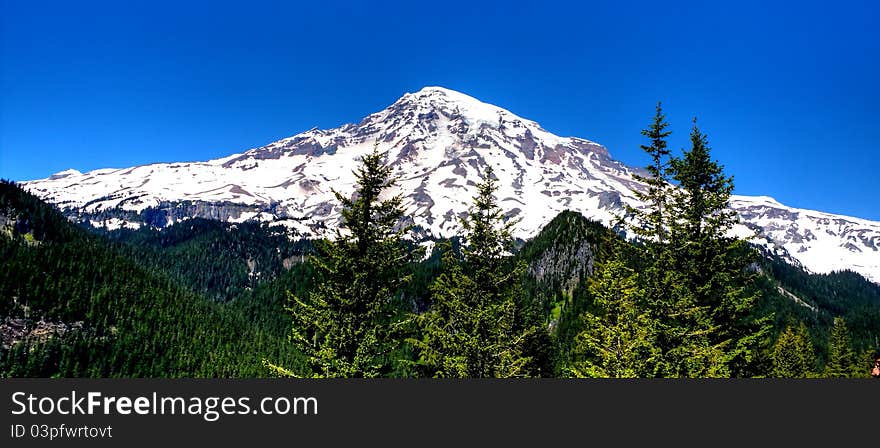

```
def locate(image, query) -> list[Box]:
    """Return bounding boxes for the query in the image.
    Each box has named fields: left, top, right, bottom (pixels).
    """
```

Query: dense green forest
left=0, top=182, right=307, bottom=376
left=2, top=107, right=878, bottom=378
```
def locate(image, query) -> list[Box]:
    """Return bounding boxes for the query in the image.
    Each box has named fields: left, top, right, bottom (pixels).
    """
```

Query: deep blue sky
left=1, top=0, right=878, bottom=220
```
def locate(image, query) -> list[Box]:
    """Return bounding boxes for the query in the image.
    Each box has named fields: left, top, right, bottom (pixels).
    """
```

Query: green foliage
left=569, top=247, right=658, bottom=378
left=761, top=254, right=880, bottom=357
left=278, top=147, right=415, bottom=378
left=104, top=218, right=313, bottom=302
left=627, top=101, right=673, bottom=246
left=771, top=323, right=817, bottom=378
left=412, top=167, right=537, bottom=377
left=662, top=120, right=768, bottom=376
left=0, top=180, right=305, bottom=377
left=824, top=317, right=859, bottom=378
left=516, top=211, right=617, bottom=373
left=610, top=111, right=773, bottom=378
left=4, top=95, right=880, bottom=381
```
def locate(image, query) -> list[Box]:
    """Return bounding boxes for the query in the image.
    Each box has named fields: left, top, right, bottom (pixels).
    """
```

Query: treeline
left=266, top=107, right=878, bottom=378
left=264, top=151, right=551, bottom=377
left=102, top=218, right=314, bottom=302
left=2, top=105, right=878, bottom=378
left=754, top=256, right=880, bottom=376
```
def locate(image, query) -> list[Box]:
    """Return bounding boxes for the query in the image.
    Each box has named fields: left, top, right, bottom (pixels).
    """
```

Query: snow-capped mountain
left=21, top=87, right=880, bottom=283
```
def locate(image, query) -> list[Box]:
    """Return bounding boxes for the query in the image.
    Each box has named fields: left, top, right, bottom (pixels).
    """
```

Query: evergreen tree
left=413, top=167, right=535, bottom=377
left=620, top=108, right=727, bottom=377
left=569, top=244, right=658, bottom=378
left=627, top=102, right=673, bottom=246
left=663, top=119, right=771, bottom=376
left=771, top=323, right=816, bottom=378
left=616, top=103, right=681, bottom=376
left=824, top=317, right=857, bottom=378
left=268, top=146, right=413, bottom=378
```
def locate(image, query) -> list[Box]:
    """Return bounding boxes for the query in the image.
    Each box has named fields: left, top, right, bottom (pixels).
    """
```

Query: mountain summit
left=22, top=87, right=880, bottom=283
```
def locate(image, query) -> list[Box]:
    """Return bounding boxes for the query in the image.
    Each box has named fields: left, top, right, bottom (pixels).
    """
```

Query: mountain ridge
left=20, top=86, right=880, bottom=283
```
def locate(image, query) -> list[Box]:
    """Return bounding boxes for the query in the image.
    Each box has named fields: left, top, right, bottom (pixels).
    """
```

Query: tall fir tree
left=620, top=109, right=772, bottom=377
left=662, top=119, right=771, bottom=377
left=824, top=317, right=857, bottom=378
left=627, top=101, right=673, bottom=246
left=618, top=103, right=681, bottom=377
left=267, top=145, right=413, bottom=377
left=771, top=323, right=816, bottom=378
left=412, top=166, right=535, bottom=377
left=620, top=107, right=723, bottom=377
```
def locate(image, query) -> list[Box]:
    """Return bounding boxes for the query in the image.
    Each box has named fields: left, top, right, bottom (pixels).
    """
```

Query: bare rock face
left=21, top=87, right=880, bottom=283
left=1, top=317, right=84, bottom=350
left=528, top=239, right=595, bottom=296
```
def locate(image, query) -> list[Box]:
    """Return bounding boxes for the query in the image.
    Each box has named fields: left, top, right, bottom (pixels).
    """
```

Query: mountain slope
left=0, top=181, right=305, bottom=377
left=21, top=87, right=880, bottom=283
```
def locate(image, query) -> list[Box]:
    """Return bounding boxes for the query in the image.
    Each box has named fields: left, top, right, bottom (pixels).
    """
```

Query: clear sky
left=1, top=0, right=877, bottom=220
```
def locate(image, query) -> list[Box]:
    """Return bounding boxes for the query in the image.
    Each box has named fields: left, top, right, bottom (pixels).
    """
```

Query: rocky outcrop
left=1, top=317, right=84, bottom=350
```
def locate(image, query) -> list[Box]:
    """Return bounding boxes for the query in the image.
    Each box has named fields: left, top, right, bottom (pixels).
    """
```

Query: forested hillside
left=3, top=106, right=878, bottom=378
left=0, top=181, right=306, bottom=377
left=101, top=219, right=313, bottom=302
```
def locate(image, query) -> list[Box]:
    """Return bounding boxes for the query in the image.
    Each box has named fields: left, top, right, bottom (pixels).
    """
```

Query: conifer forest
left=2, top=106, right=878, bottom=378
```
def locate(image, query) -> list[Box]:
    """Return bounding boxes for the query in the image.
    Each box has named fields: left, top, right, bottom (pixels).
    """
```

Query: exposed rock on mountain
left=22, top=87, right=880, bottom=283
